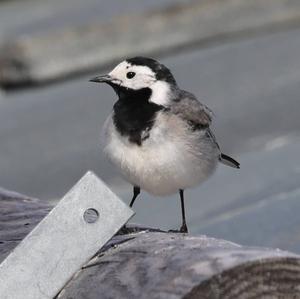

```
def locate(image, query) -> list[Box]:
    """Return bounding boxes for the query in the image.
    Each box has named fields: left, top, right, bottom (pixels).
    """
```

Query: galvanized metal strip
left=0, top=171, right=134, bottom=299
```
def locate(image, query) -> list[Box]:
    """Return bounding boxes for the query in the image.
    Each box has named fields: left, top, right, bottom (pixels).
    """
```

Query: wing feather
left=170, top=90, right=240, bottom=169
left=170, top=90, right=213, bottom=128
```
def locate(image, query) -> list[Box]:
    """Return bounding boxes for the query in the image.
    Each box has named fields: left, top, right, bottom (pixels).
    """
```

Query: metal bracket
left=0, top=171, right=134, bottom=299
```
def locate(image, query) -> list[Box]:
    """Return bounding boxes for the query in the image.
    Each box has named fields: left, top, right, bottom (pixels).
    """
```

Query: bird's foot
left=180, top=222, right=188, bottom=233
left=118, top=224, right=131, bottom=235
left=168, top=224, right=188, bottom=234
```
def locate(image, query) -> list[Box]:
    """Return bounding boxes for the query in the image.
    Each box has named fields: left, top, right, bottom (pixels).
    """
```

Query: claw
left=180, top=223, right=188, bottom=233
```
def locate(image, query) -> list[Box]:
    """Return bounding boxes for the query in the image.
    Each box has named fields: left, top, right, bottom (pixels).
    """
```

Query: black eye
left=126, top=72, right=136, bottom=79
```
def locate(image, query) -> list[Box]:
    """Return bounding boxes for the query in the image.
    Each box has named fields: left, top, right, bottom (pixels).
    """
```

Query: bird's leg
left=179, top=189, right=188, bottom=233
left=120, top=186, right=140, bottom=235
left=129, top=186, right=140, bottom=208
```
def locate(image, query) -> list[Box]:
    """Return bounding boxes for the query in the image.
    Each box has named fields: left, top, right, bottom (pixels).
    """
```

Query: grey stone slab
left=0, top=171, right=134, bottom=299
left=33, top=232, right=300, bottom=299
left=1, top=190, right=300, bottom=298
left=0, top=188, right=51, bottom=262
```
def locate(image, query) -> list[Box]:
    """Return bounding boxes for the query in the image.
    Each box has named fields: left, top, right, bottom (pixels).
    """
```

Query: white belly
left=102, top=113, right=219, bottom=196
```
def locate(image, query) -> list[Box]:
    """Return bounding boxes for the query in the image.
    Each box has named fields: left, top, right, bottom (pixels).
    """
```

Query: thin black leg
left=129, top=186, right=140, bottom=208
left=179, top=189, right=188, bottom=233
left=120, top=186, right=141, bottom=234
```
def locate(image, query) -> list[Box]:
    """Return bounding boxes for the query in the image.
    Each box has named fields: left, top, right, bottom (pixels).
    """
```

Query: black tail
left=219, top=153, right=240, bottom=169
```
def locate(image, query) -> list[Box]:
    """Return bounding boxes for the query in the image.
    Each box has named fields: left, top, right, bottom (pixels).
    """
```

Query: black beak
left=89, top=74, right=112, bottom=83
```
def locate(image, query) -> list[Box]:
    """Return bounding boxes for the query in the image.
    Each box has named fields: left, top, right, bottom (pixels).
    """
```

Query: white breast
left=102, top=112, right=219, bottom=196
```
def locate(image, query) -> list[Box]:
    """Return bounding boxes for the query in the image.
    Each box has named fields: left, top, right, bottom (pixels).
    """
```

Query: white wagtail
left=90, top=56, right=239, bottom=233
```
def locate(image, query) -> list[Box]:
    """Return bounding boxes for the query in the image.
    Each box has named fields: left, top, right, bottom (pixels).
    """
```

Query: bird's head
left=90, top=57, right=178, bottom=106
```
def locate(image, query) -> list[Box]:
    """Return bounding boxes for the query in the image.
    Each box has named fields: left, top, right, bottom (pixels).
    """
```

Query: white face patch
left=108, top=60, right=172, bottom=106
left=109, top=61, right=156, bottom=90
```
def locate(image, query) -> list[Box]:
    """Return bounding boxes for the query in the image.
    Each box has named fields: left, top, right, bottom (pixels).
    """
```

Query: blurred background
left=0, top=0, right=300, bottom=252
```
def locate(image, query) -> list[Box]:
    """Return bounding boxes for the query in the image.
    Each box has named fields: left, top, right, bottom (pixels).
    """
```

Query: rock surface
left=1, top=191, right=300, bottom=298
left=0, top=188, right=51, bottom=260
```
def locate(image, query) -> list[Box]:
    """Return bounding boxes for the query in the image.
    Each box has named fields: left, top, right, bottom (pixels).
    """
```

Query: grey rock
left=1, top=192, right=300, bottom=298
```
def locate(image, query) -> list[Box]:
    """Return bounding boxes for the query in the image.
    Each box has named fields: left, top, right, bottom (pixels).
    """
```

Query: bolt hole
left=83, top=208, right=99, bottom=223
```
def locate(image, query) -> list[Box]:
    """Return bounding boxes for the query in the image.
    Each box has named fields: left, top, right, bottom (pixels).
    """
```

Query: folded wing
left=170, top=90, right=240, bottom=169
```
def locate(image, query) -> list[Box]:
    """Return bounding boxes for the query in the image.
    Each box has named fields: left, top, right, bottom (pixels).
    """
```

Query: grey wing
left=170, top=91, right=240, bottom=169
left=170, top=90, right=213, bottom=129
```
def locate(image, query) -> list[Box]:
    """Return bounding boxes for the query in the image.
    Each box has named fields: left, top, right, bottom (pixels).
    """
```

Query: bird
left=90, top=56, right=239, bottom=233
